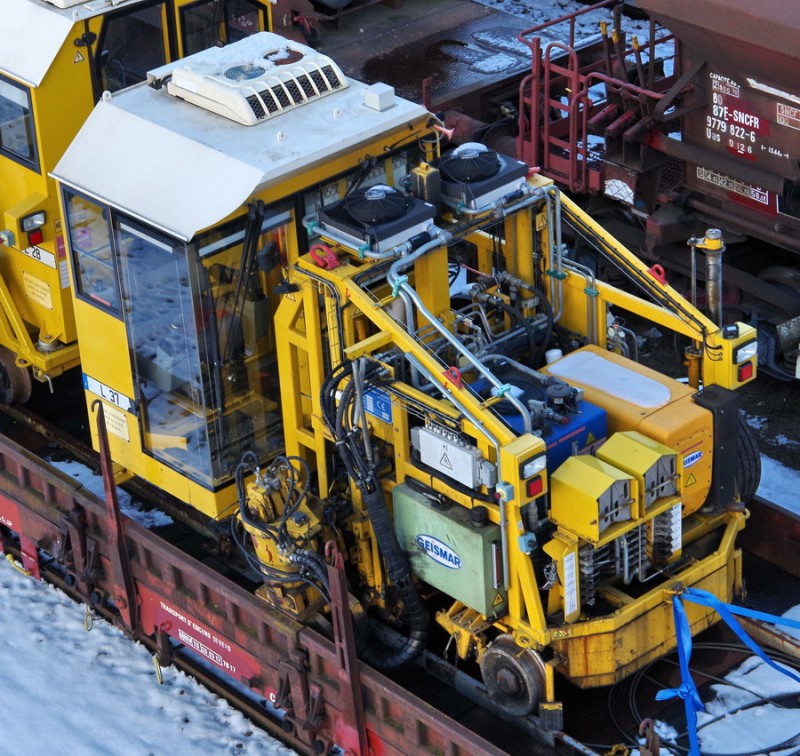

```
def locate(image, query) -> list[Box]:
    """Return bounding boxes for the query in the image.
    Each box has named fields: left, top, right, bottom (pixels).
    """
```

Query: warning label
left=23, top=272, right=52, bottom=310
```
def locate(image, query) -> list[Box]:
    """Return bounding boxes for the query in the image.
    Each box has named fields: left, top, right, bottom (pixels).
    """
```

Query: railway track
left=1, top=382, right=798, bottom=755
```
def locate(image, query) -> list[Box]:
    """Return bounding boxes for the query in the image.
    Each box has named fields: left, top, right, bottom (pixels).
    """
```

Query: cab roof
left=52, top=33, right=431, bottom=241
left=1, top=0, right=151, bottom=86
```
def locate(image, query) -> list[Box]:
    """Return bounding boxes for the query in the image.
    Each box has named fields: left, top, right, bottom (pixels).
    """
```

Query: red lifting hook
left=309, top=243, right=341, bottom=270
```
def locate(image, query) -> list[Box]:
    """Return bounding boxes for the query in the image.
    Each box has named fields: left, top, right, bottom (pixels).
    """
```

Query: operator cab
left=54, top=32, right=433, bottom=512
left=0, top=0, right=269, bottom=401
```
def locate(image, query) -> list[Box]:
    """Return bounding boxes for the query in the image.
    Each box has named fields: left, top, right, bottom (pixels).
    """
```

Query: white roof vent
left=166, top=34, right=348, bottom=126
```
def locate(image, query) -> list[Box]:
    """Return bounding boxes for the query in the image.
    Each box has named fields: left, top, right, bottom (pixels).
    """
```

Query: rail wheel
left=736, top=412, right=761, bottom=502
left=0, top=346, right=31, bottom=403
left=480, top=634, right=545, bottom=716
left=758, top=266, right=800, bottom=303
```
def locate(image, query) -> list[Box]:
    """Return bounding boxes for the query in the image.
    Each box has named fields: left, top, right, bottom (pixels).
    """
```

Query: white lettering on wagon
left=159, top=601, right=232, bottom=653
left=178, top=629, right=238, bottom=675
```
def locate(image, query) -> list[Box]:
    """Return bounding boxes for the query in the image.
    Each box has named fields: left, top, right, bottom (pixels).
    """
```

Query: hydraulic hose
left=321, top=360, right=429, bottom=670
left=356, top=488, right=429, bottom=670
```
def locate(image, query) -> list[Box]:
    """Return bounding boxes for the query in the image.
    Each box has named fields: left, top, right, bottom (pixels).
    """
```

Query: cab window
left=64, top=192, right=121, bottom=315
left=181, top=0, right=266, bottom=56
left=97, top=3, right=168, bottom=93
left=0, top=76, right=37, bottom=169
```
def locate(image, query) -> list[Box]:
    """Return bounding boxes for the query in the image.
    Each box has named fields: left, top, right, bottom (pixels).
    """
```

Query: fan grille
left=441, top=148, right=501, bottom=182
left=344, top=187, right=409, bottom=225
left=245, top=64, right=345, bottom=120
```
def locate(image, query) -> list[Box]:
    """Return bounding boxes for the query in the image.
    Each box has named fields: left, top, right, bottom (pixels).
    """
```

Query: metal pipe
left=397, top=282, right=533, bottom=434
left=352, top=358, right=375, bottom=466
left=543, top=187, right=565, bottom=324
left=388, top=234, right=535, bottom=434
left=703, top=229, right=726, bottom=326
left=562, top=257, right=598, bottom=345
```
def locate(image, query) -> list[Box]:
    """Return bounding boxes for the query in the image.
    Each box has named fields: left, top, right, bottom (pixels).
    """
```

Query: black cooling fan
left=344, top=186, right=409, bottom=225
left=440, top=145, right=501, bottom=183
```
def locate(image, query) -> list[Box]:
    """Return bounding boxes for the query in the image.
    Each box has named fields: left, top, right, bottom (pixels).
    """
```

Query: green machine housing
left=392, top=483, right=508, bottom=617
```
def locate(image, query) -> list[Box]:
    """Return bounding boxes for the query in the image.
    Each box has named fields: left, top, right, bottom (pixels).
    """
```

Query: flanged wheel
left=0, top=346, right=32, bottom=404
left=758, top=266, right=800, bottom=299
left=480, top=634, right=545, bottom=716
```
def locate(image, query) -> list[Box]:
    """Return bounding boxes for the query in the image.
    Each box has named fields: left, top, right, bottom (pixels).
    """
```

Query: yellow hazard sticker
left=552, top=628, right=573, bottom=639
left=686, top=473, right=697, bottom=487
left=74, top=51, right=85, bottom=64
left=492, top=592, right=504, bottom=607
left=586, top=432, right=596, bottom=444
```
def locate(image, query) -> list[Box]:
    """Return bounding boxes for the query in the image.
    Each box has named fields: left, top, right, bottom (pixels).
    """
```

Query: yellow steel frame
left=275, top=178, right=751, bottom=688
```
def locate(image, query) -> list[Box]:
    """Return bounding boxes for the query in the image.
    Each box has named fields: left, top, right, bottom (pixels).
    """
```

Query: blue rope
left=683, top=588, right=800, bottom=686
left=656, top=587, right=800, bottom=756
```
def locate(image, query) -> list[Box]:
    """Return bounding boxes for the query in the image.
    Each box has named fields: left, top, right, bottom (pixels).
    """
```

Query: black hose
left=493, top=299, right=538, bottom=365
left=291, top=549, right=332, bottom=604
left=321, top=360, right=429, bottom=670
left=356, top=488, right=429, bottom=670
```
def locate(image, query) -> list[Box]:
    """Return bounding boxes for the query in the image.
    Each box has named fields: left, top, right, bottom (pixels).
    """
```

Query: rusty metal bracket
left=17, top=533, right=41, bottom=579
left=56, top=507, right=101, bottom=598
left=92, top=400, right=139, bottom=635
left=154, top=627, right=173, bottom=666
left=638, top=718, right=661, bottom=756
left=57, top=508, right=86, bottom=572
left=302, top=684, right=328, bottom=746
left=277, top=648, right=316, bottom=747
left=326, top=540, right=369, bottom=755
left=652, top=57, right=707, bottom=122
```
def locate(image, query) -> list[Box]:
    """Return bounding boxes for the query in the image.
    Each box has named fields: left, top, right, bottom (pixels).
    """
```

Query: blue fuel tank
left=541, top=399, right=607, bottom=471
left=470, top=376, right=607, bottom=471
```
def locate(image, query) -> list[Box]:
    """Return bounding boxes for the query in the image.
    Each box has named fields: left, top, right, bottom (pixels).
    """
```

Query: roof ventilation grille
left=166, top=37, right=349, bottom=126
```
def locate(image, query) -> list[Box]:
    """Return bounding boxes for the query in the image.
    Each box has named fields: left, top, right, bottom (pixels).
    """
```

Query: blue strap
left=657, top=587, right=800, bottom=756
left=685, top=587, right=800, bottom=630
left=655, top=595, right=704, bottom=756
left=682, top=587, right=800, bottom=686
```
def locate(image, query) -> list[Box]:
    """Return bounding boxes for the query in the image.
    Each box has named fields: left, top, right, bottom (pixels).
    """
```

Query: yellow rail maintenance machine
left=52, top=32, right=760, bottom=724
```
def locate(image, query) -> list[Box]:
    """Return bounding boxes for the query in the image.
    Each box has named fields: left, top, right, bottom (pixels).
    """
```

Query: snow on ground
left=696, top=657, right=800, bottom=756
left=0, top=556, right=293, bottom=756
left=47, top=455, right=174, bottom=530
left=473, top=0, right=650, bottom=36
left=759, top=454, right=800, bottom=516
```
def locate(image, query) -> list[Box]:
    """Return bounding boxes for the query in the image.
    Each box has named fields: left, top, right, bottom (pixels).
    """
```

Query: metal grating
left=245, top=65, right=345, bottom=121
